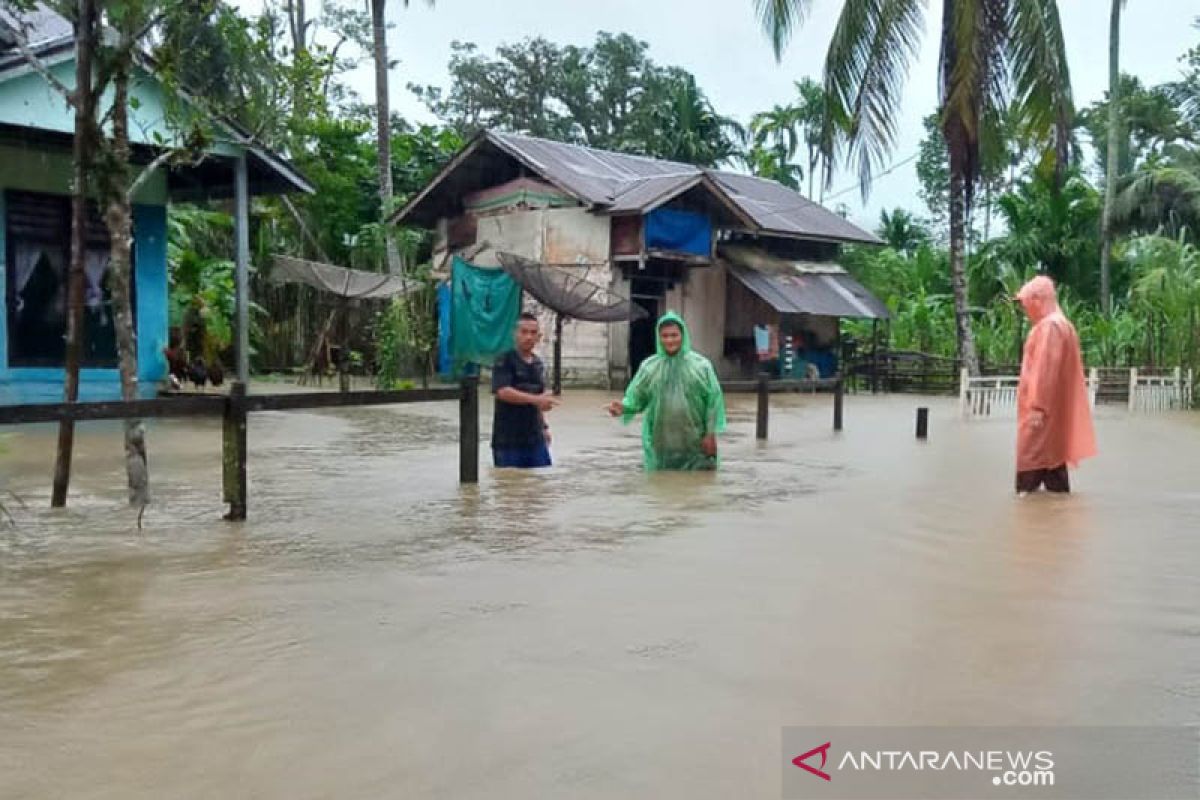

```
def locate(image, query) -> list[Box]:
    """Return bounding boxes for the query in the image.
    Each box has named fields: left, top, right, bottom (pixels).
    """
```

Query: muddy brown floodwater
left=1, top=389, right=1198, bottom=799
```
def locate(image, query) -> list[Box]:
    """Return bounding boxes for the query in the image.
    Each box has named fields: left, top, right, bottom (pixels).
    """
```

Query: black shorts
left=1015, top=464, right=1070, bottom=493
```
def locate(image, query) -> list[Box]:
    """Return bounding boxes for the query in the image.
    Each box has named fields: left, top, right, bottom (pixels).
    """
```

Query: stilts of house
left=0, top=6, right=312, bottom=404
left=391, top=130, right=890, bottom=388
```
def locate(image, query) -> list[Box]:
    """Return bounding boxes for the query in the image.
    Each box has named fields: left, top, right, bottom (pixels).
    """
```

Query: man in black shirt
left=491, top=312, right=558, bottom=468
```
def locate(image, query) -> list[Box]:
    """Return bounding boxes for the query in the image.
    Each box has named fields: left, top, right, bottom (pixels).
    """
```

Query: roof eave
left=730, top=227, right=883, bottom=247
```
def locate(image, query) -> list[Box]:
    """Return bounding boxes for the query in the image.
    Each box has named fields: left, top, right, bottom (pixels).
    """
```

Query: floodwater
left=1, top=389, right=1198, bottom=799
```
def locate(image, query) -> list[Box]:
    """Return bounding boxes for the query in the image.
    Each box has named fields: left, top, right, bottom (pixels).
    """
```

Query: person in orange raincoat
left=1014, top=275, right=1098, bottom=494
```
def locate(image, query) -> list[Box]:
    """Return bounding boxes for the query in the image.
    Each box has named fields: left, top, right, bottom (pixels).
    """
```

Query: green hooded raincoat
left=620, top=312, right=727, bottom=471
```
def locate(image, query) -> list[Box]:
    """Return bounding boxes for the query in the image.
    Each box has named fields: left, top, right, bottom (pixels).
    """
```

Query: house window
left=5, top=190, right=134, bottom=368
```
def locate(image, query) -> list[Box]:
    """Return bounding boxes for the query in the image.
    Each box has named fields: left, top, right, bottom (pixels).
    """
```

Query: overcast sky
left=238, top=0, right=1198, bottom=230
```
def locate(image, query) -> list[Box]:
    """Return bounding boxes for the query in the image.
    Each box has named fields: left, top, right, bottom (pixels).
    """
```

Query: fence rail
left=959, top=367, right=1197, bottom=419
left=0, top=380, right=479, bottom=520
left=959, top=368, right=1098, bottom=419
left=1, top=377, right=840, bottom=520
left=1129, top=367, right=1194, bottom=412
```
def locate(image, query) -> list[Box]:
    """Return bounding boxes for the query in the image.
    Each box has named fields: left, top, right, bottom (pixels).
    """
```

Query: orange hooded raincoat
left=1015, top=276, right=1097, bottom=472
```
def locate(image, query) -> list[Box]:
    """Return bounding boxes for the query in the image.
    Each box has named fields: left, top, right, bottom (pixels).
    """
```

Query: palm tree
left=743, top=143, right=805, bottom=189
left=372, top=0, right=431, bottom=275
left=648, top=72, right=745, bottom=167
left=1099, top=0, right=1127, bottom=315
left=754, top=0, right=1074, bottom=375
left=794, top=78, right=827, bottom=200
left=877, top=208, right=932, bottom=257
left=1114, top=144, right=1200, bottom=236
left=750, top=103, right=803, bottom=188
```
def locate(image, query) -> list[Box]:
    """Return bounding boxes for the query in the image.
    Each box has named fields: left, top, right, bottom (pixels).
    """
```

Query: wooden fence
left=1129, top=368, right=1194, bottom=412
left=0, top=377, right=842, bottom=520
left=959, top=367, right=1195, bottom=419
left=960, top=369, right=1099, bottom=420
left=0, top=380, right=479, bottom=521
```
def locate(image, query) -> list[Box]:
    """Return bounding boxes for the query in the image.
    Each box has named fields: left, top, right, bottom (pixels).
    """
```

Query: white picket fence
left=960, top=368, right=1098, bottom=420
left=961, top=367, right=1193, bottom=419
left=1129, top=367, right=1194, bottom=412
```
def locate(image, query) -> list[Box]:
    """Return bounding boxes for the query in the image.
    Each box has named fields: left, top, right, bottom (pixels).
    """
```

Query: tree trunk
left=983, top=180, right=992, bottom=242
left=105, top=54, right=150, bottom=506
left=949, top=170, right=980, bottom=375
left=807, top=146, right=816, bottom=201
left=287, top=0, right=309, bottom=119
left=372, top=0, right=403, bottom=276
left=52, top=0, right=98, bottom=508
left=1099, top=0, right=1121, bottom=315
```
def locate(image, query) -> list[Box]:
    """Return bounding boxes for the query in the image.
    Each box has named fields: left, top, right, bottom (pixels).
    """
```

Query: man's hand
left=534, top=393, right=559, bottom=413
left=606, top=400, right=624, bottom=418
left=701, top=434, right=717, bottom=457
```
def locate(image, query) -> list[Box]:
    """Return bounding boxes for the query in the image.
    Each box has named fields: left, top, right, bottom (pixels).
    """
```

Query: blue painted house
left=0, top=7, right=311, bottom=403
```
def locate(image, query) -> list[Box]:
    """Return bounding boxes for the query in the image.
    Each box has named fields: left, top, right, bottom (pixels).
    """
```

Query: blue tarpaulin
left=436, top=280, right=452, bottom=376
left=644, top=208, right=711, bottom=257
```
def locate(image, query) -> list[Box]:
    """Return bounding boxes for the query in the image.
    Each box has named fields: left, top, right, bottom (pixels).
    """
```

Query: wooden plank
left=721, top=379, right=840, bottom=394
left=0, top=395, right=226, bottom=425
left=243, top=388, right=459, bottom=412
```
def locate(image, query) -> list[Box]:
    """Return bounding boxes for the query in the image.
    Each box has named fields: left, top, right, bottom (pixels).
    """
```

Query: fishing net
left=619, top=312, right=726, bottom=471
left=271, top=255, right=413, bottom=299
left=496, top=252, right=648, bottom=322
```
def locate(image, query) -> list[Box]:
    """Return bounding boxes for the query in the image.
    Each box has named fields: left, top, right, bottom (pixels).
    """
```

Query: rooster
left=207, top=361, right=225, bottom=388
left=188, top=357, right=208, bottom=389
left=164, top=346, right=188, bottom=391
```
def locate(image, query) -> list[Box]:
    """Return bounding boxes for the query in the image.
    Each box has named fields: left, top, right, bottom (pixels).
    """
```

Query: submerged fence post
left=460, top=375, right=479, bottom=484
left=1129, top=368, right=1138, bottom=413
left=756, top=375, right=769, bottom=440
left=222, top=381, right=248, bottom=521
left=958, top=367, right=970, bottom=419
left=916, top=407, right=929, bottom=439
left=833, top=376, right=844, bottom=432
left=553, top=313, right=564, bottom=396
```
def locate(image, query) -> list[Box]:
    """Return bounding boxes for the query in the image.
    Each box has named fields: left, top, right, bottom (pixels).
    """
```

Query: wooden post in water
left=553, top=313, right=564, bottom=396
left=756, top=375, right=769, bottom=440
left=833, top=377, right=844, bottom=432
left=916, top=407, right=929, bottom=439
left=459, top=375, right=479, bottom=484
left=222, top=381, right=248, bottom=521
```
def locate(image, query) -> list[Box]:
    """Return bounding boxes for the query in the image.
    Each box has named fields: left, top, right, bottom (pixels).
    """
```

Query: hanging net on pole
left=270, top=255, right=414, bottom=299
left=495, top=252, right=649, bottom=323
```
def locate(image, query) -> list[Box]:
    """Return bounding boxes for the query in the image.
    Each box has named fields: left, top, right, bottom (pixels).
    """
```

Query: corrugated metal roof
left=606, top=173, right=704, bottom=213
left=0, top=4, right=72, bottom=53
left=724, top=247, right=889, bottom=320
left=476, top=131, right=879, bottom=244
left=710, top=172, right=882, bottom=244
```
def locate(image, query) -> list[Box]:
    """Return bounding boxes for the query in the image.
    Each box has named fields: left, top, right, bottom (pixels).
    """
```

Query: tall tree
left=55, top=0, right=99, bottom=506
left=794, top=77, right=827, bottom=200
left=1099, top=0, right=1126, bottom=314
left=412, top=33, right=741, bottom=165
left=371, top=0, right=401, bottom=274
left=755, top=0, right=1074, bottom=376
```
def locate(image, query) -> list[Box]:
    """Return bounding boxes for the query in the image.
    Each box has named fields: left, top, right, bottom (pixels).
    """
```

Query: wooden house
left=0, top=6, right=311, bottom=403
left=393, top=130, right=887, bottom=386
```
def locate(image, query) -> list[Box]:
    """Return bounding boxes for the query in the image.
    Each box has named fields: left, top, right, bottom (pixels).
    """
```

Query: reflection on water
left=1, top=391, right=1198, bottom=799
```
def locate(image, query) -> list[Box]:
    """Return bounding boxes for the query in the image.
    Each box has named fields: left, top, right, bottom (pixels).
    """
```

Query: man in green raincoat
left=607, top=311, right=727, bottom=470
